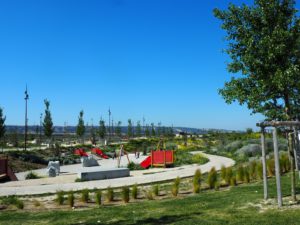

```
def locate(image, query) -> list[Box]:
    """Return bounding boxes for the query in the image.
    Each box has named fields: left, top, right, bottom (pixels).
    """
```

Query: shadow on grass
left=77, top=212, right=201, bottom=225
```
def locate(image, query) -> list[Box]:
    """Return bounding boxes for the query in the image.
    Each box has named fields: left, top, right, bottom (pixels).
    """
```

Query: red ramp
left=91, top=148, right=109, bottom=159
left=140, top=156, right=151, bottom=169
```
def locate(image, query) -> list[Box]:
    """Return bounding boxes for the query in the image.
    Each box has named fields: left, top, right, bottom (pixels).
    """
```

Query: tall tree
left=214, top=0, right=300, bottom=201
left=115, top=121, right=122, bottom=137
left=0, top=107, right=6, bottom=150
left=214, top=0, right=300, bottom=121
left=76, top=110, right=85, bottom=143
left=145, top=124, right=150, bottom=137
left=127, top=119, right=133, bottom=138
left=136, top=121, right=142, bottom=137
left=98, top=119, right=106, bottom=139
left=90, top=125, right=97, bottom=145
left=43, top=99, right=54, bottom=141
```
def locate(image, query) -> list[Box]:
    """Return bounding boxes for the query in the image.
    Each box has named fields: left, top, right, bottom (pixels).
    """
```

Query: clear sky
left=0, top=0, right=269, bottom=130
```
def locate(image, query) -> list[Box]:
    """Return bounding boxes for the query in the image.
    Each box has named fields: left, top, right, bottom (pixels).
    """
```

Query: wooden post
left=288, top=132, right=297, bottom=202
left=273, top=128, right=282, bottom=207
left=261, top=128, right=268, bottom=200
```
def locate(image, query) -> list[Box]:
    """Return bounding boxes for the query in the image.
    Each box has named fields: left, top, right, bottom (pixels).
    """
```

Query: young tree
left=145, top=124, right=150, bottom=137
left=151, top=123, right=156, bottom=137
left=43, top=99, right=54, bottom=142
left=98, top=119, right=106, bottom=139
left=76, top=110, right=85, bottom=143
left=127, top=119, right=133, bottom=138
left=90, top=125, right=97, bottom=145
left=115, top=121, right=122, bottom=137
left=0, top=107, right=6, bottom=150
left=136, top=121, right=142, bottom=137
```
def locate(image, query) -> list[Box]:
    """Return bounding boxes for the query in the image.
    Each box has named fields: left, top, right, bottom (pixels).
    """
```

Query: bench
left=78, top=167, right=130, bottom=181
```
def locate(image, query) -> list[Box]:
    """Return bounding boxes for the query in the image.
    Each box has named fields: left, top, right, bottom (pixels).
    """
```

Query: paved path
left=0, top=152, right=235, bottom=196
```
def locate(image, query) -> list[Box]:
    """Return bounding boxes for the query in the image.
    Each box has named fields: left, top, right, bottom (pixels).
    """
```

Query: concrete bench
left=78, top=167, right=130, bottom=181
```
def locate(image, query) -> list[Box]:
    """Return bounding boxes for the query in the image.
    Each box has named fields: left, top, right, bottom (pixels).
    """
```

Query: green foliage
left=68, top=192, right=75, bottom=208
left=193, top=169, right=202, bottom=193
left=152, top=184, right=159, bottom=196
left=207, top=167, right=218, bottom=189
left=257, top=161, right=263, bottom=180
left=127, top=119, right=133, bottom=138
left=230, top=177, right=237, bottom=186
left=98, top=119, right=106, bottom=139
left=249, top=161, right=257, bottom=180
left=25, top=171, right=40, bottom=180
left=220, top=165, right=226, bottom=181
left=122, top=186, right=130, bottom=203
left=236, top=165, right=245, bottom=182
left=127, top=161, right=145, bottom=171
left=76, top=110, right=85, bottom=141
left=131, top=184, right=138, bottom=200
left=55, top=191, right=65, bottom=205
left=43, top=99, right=54, bottom=138
left=1, top=196, right=24, bottom=209
left=174, top=151, right=208, bottom=167
left=115, top=121, right=122, bottom=137
left=81, top=189, right=89, bottom=203
left=95, top=190, right=102, bottom=206
left=106, top=187, right=114, bottom=202
left=214, top=0, right=300, bottom=120
left=225, top=167, right=233, bottom=185
left=0, top=107, right=6, bottom=142
left=172, top=177, right=181, bottom=197
left=244, top=166, right=250, bottom=183
left=136, top=121, right=142, bottom=137
left=145, top=189, right=154, bottom=200
left=280, top=153, right=290, bottom=174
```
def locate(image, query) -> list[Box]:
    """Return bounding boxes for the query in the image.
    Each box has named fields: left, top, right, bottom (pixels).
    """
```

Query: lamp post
left=24, top=86, right=29, bottom=151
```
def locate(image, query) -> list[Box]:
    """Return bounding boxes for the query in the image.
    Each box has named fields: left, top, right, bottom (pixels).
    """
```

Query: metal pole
left=39, top=113, right=42, bottom=151
left=24, top=87, right=29, bottom=151
left=261, top=128, right=268, bottom=200
left=273, top=128, right=282, bottom=207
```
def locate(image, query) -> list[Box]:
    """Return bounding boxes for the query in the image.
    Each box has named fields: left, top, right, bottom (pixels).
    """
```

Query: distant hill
left=5, top=125, right=235, bottom=135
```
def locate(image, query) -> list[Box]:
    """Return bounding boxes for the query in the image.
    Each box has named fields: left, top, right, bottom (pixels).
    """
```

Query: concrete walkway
left=0, top=152, right=235, bottom=196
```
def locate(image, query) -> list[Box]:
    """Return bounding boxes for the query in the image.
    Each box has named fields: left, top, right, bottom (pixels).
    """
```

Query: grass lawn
left=1, top=174, right=300, bottom=225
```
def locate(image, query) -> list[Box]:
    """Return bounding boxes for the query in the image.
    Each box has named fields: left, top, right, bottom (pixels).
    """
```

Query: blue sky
left=0, top=0, right=269, bottom=130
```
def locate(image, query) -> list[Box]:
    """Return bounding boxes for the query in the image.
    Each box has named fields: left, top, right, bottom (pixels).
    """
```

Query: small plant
left=106, top=186, right=114, bottom=202
left=68, top=192, right=75, bottom=207
left=236, top=165, right=244, bottom=182
left=145, top=189, right=154, bottom=200
left=249, top=161, right=257, bottom=180
left=267, top=159, right=275, bottom=177
left=172, top=177, right=181, bottom=197
left=225, top=167, right=233, bottom=185
left=230, top=177, right=237, bottom=186
left=193, top=169, right=202, bottom=193
left=75, top=178, right=82, bottom=182
left=95, top=190, right=102, bottom=206
left=214, top=181, right=220, bottom=191
left=207, top=167, right=218, bottom=189
left=81, top=189, right=89, bottom=203
left=1, top=196, right=24, bottom=209
left=25, top=171, right=40, bottom=180
left=33, top=200, right=41, bottom=207
left=55, top=191, right=65, bottom=205
left=131, top=184, right=138, bottom=199
left=220, top=165, right=226, bottom=181
left=122, top=186, right=130, bottom=203
left=257, top=161, right=263, bottom=180
left=152, top=184, right=159, bottom=196
left=244, top=166, right=250, bottom=183
left=15, top=200, right=24, bottom=209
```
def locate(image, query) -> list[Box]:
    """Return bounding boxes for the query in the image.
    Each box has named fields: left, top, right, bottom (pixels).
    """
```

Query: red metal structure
left=91, top=148, right=109, bottom=159
left=74, top=148, right=88, bottom=157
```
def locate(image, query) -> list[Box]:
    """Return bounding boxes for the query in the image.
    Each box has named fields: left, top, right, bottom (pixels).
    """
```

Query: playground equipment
left=117, top=145, right=130, bottom=168
left=0, top=157, right=18, bottom=182
left=91, top=148, right=109, bottom=159
left=140, top=139, right=175, bottom=169
left=74, top=148, right=88, bottom=157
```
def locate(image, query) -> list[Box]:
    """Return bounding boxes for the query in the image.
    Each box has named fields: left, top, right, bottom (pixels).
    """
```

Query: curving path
left=0, top=152, right=235, bottom=196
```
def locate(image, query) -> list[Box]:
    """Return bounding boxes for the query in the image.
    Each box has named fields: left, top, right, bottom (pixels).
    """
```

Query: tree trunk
left=261, top=128, right=268, bottom=200
left=289, top=132, right=297, bottom=202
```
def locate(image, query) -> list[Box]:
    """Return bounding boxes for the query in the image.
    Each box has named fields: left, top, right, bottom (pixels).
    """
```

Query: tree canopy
left=0, top=107, right=6, bottom=144
left=43, top=99, right=54, bottom=138
left=214, top=0, right=300, bottom=120
left=76, top=110, right=85, bottom=140
left=98, top=119, right=106, bottom=139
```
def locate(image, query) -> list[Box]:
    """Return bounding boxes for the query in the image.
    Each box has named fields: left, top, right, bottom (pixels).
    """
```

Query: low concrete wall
left=78, top=167, right=130, bottom=181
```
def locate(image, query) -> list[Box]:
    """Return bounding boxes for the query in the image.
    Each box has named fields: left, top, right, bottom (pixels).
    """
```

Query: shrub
left=33, top=200, right=41, bottom=207
left=193, top=169, right=202, bottom=193
left=249, top=161, right=257, bottom=180
left=280, top=153, right=290, bottom=174
left=152, top=184, right=159, bottom=196
left=25, top=171, right=40, bottom=180
left=16, top=200, right=24, bottom=209
left=81, top=189, right=89, bottom=203
left=145, top=189, right=154, bottom=200
left=192, top=154, right=209, bottom=164
left=207, top=167, right=218, bottom=189
left=257, top=161, right=263, bottom=180
left=131, top=184, right=138, bottom=199
left=230, top=177, right=237, bottom=186
left=95, top=190, right=102, bottom=206
left=267, top=158, right=275, bottom=177
left=244, top=166, right=250, bottom=183
left=68, top=192, right=75, bottom=207
left=106, top=187, right=114, bottom=202
left=122, top=186, right=130, bottom=203
left=56, top=191, right=65, bottom=205
left=220, top=165, right=226, bottom=181
left=127, top=161, right=145, bottom=171
left=236, top=165, right=244, bottom=182
left=2, top=196, right=25, bottom=210
left=225, top=167, right=233, bottom=185
left=172, top=177, right=181, bottom=197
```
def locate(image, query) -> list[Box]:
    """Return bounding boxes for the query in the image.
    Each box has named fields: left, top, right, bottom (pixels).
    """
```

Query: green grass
left=1, top=174, right=300, bottom=224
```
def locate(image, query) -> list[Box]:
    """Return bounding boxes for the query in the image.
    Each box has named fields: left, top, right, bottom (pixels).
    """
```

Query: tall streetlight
left=24, top=86, right=29, bottom=151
